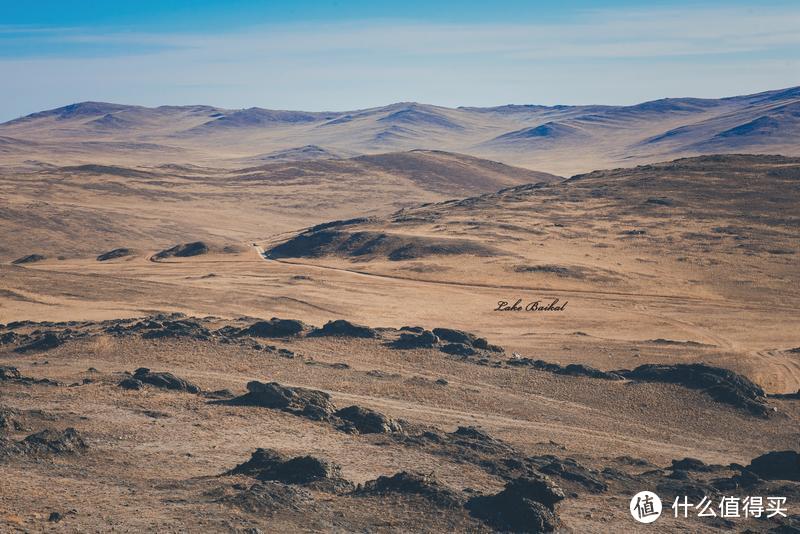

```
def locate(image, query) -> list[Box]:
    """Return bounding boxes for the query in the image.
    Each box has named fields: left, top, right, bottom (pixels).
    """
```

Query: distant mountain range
left=1, top=86, right=799, bottom=174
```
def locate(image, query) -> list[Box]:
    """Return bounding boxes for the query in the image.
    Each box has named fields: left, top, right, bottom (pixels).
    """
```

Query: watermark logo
left=630, top=491, right=662, bottom=524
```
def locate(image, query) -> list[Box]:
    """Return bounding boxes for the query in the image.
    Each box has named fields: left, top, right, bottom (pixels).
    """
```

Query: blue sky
left=1, top=1, right=799, bottom=121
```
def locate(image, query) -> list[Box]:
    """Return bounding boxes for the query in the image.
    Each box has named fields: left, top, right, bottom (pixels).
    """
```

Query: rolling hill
left=2, top=87, right=800, bottom=174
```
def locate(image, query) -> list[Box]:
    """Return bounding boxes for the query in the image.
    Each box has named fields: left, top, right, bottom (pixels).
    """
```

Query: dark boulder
left=118, top=378, right=144, bottom=390
left=671, top=457, right=713, bottom=472
left=433, top=327, right=504, bottom=353
left=390, top=330, right=439, bottom=349
left=467, top=475, right=565, bottom=533
left=746, top=451, right=800, bottom=481
left=357, top=471, right=463, bottom=507
left=227, top=448, right=348, bottom=489
left=240, top=318, right=307, bottom=338
left=228, top=381, right=336, bottom=421
left=334, top=405, right=402, bottom=434
left=432, top=328, right=477, bottom=346
left=127, top=368, right=200, bottom=393
left=309, top=320, right=378, bottom=339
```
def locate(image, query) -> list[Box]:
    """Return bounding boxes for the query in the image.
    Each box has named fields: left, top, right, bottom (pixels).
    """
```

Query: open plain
left=1, top=93, right=799, bottom=533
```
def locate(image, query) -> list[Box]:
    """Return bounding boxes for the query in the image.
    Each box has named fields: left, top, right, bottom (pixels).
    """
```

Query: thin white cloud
left=1, top=5, right=799, bottom=119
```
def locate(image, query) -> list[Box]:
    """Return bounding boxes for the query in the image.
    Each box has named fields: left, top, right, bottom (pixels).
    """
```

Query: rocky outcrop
left=508, top=357, right=623, bottom=380
left=1, top=428, right=88, bottom=457
left=467, top=475, right=565, bottom=533
left=620, top=363, right=769, bottom=416
left=357, top=472, right=463, bottom=507
left=106, top=316, right=211, bottom=340
left=11, top=254, right=46, bottom=265
left=153, top=241, right=208, bottom=260
left=120, top=368, right=201, bottom=393
left=0, top=366, right=60, bottom=386
left=309, top=320, right=378, bottom=339
left=97, top=248, right=133, bottom=261
left=14, top=332, right=64, bottom=353
left=390, top=330, right=439, bottom=349
left=238, top=318, right=307, bottom=338
left=227, top=381, right=337, bottom=421
left=216, top=481, right=314, bottom=515
left=746, top=450, right=799, bottom=481
left=229, top=448, right=344, bottom=484
left=334, top=405, right=403, bottom=434
left=433, top=328, right=503, bottom=352
left=226, top=448, right=352, bottom=493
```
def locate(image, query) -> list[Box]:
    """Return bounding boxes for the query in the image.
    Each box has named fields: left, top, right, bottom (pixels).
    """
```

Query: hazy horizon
left=2, top=0, right=800, bottom=122
left=5, top=83, right=800, bottom=125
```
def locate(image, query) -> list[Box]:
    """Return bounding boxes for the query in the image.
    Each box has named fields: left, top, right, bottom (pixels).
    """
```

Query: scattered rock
left=357, top=472, right=463, bottom=507
left=435, top=378, right=449, bottom=386
left=48, top=512, right=63, bottom=522
left=334, top=405, right=402, bottom=434
left=310, top=319, right=378, bottom=338
left=106, top=316, right=211, bottom=340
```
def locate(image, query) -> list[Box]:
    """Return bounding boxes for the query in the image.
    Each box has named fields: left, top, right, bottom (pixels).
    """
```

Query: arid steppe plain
left=1, top=89, right=799, bottom=532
